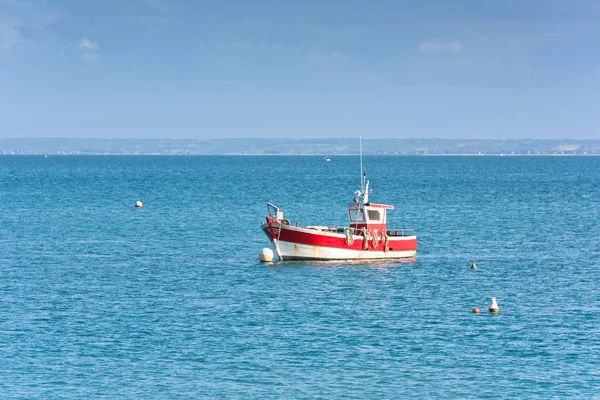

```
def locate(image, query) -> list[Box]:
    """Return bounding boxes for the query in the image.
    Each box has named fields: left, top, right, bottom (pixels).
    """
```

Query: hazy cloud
left=78, top=38, right=100, bottom=62
left=131, top=0, right=179, bottom=26
left=419, top=40, right=463, bottom=55
left=0, top=8, right=61, bottom=55
left=226, top=39, right=284, bottom=51
left=81, top=53, right=101, bottom=62
left=0, top=19, right=26, bottom=51
left=78, top=38, right=97, bottom=50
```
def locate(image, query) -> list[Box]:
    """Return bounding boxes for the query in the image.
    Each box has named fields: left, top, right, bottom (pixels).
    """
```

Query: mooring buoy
left=258, top=248, right=274, bottom=262
left=488, top=297, right=499, bottom=313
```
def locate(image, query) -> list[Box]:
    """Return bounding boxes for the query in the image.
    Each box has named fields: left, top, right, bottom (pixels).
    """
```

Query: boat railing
left=306, top=226, right=352, bottom=233
left=266, top=202, right=279, bottom=217
left=388, top=229, right=414, bottom=237
left=304, top=226, right=414, bottom=237
left=267, top=202, right=285, bottom=222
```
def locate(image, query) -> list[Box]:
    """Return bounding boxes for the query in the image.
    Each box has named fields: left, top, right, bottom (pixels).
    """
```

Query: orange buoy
left=472, top=307, right=480, bottom=314
left=471, top=262, right=477, bottom=269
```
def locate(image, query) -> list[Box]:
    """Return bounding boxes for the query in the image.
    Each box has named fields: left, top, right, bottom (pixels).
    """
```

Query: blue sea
left=1, top=155, right=599, bottom=399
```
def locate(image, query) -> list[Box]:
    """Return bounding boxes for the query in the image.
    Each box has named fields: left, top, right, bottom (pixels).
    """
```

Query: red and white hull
left=276, top=241, right=416, bottom=260
left=262, top=223, right=416, bottom=261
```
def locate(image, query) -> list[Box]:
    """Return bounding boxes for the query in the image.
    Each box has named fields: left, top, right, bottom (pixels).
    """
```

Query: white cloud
left=419, top=40, right=463, bottom=55
left=0, top=8, right=62, bottom=56
left=78, top=38, right=101, bottom=62
left=0, top=26, right=26, bottom=51
left=78, top=38, right=97, bottom=50
left=0, top=15, right=28, bottom=52
left=81, top=53, right=101, bottom=62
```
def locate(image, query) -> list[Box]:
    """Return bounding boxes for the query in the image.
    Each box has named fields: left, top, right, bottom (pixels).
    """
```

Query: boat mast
left=358, top=136, right=369, bottom=204
left=360, top=136, right=363, bottom=192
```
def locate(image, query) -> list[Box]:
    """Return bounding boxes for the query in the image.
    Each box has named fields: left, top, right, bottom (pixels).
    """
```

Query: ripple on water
left=0, top=155, right=598, bottom=398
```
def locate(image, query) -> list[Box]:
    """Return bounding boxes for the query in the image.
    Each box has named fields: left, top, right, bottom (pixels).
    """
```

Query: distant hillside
left=1, top=137, right=599, bottom=155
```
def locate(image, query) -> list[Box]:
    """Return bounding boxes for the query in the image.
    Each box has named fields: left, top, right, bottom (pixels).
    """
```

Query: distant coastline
left=1, top=137, right=598, bottom=156
left=3, top=153, right=597, bottom=157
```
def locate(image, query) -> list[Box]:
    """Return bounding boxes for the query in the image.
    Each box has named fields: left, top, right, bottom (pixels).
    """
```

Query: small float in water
left=325, top=156, right=331, bottom=161
left=488, top=297, right=499, bottom=313
left=261, top=139, right=416, bottom=261
left=258, top=247, right=274, bottom=262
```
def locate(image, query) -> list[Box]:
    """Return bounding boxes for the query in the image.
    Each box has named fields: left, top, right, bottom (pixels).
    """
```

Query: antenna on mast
left=360, top=136, right=363, bottom=192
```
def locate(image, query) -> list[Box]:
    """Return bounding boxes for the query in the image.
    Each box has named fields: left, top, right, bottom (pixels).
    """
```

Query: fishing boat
left=261, top=140, right=416, bottom=261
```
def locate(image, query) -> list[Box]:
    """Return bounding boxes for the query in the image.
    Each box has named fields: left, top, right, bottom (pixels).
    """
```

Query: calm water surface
left=0, top=155, right=599, bottom=398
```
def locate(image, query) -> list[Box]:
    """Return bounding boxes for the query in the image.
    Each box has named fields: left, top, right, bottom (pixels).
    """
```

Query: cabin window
left=367, top=210, right=381, bottom=221
left=349, top=210, right=364, bottom=222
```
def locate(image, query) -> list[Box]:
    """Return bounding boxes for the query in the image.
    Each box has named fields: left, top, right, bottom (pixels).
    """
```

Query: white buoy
left=488, top=297, right=499, bottom=313
left=471, top=262, right=477, bottom=269
left=135, top=200, right=143, bottom=208
left=258, top=248, right=274, bottom=262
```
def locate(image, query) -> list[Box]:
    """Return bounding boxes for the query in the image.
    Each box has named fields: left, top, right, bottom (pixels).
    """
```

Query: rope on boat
left=277, top=219, right=282, bottom=242
left=266, top=216, right=283, bottom=261
left=266, top=216, right=276, bottom=239
left=371, top=229, right=380, bottom=249
left=345, top=228, right=354, bottom=246
left=384, top=231, right=389, bottom=252
left=362, top=228, right=369, bottom=250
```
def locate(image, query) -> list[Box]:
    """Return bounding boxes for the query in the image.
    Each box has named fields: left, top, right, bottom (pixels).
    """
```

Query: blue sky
left=1, top=0, right=599, bottom=139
